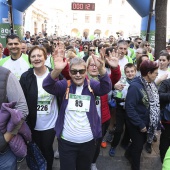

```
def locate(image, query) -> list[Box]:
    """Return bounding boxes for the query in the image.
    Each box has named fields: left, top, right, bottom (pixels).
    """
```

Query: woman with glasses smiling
left=86, top=53, right=120, bottom=170
left=42, top=48, right=112, bottom=170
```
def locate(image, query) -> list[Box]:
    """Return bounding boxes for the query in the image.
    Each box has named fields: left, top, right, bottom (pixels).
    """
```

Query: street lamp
left=55, top=25, right=57, bottom=34
left=7, top=0, right=14, bottom=34
left=44, top=20, right=47, bottom=33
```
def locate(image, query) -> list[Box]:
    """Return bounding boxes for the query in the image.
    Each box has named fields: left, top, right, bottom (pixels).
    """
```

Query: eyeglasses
left=70, top=69, right=86, bottom=75
left=89, top=49, right=95, bottom=52
left=89, top=64, right=97, bottom=68
left=145, top=44, right=150, bottom=47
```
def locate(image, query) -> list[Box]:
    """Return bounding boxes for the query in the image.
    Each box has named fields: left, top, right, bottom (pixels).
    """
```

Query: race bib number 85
left=68, top=94, right=91, bottom=112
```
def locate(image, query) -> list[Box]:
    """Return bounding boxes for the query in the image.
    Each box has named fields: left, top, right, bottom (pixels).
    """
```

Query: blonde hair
left=86, top=56, right=93, bottom=67
left=66, top=50, right=77, bottom=59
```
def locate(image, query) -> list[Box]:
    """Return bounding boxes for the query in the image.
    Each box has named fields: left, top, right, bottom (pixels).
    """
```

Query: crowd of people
left=0, top=31, right=170, bottom=170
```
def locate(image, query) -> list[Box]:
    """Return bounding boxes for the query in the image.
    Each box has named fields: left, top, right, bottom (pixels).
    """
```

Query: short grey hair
left=117, top=40, right=128, bottom=47
left=69, top=57, right=86, bottom=69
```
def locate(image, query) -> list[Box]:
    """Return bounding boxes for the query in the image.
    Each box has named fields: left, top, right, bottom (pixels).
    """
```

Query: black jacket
left=20, top=67, right=63, bottom=130
left=158, top=78, right=170, bottom=109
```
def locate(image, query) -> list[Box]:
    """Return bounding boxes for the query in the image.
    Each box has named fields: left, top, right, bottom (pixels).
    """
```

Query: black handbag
left=26, top=141, right=47, bottom=170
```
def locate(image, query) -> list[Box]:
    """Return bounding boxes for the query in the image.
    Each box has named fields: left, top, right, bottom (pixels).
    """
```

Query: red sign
left=71, top=3, right=95, bottom=11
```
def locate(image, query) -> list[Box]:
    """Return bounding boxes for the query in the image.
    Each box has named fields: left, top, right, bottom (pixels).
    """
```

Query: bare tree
left=155, top=0, right=168, bottom=60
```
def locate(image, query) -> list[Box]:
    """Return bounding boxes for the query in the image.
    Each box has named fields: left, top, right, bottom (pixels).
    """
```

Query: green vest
left=163, top=147, right=170, bottom=170
left=128, top=48, right=135, bottom=59
left=125, top=55, right=133, bottom=63
left=0, top=53, right=32, bottom=67
left=148, top=53, right=154, bottom=61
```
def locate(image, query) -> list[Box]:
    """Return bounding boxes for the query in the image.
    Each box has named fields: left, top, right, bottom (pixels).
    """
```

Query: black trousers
left=111, top=105, right=130, bottom=148
left=126, top=122, right=147, bottom=170
left=159, top=123, right=170, bottom=163
left=92, top=119, right=110, bottom=163
left=58, top=138, right=96, bottom=170
left=32, top=128, right=56, bottom=170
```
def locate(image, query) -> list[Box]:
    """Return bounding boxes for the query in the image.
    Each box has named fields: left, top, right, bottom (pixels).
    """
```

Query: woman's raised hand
left=92, top=54, right=106, bottom=76
left=105, top=50, right=119, bottom=69
left=52, top=47, right=68, bottom=71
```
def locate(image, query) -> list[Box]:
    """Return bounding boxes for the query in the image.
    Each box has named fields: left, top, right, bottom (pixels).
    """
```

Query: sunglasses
left=145, top=45, right=150, bottom=47
left=137, top=42, right=141, bottom=44
left=70, top=69, right=86, bottom=75
left=89, top=49, right=95, bottom=52
left=84, top=47, right=88, bottom=49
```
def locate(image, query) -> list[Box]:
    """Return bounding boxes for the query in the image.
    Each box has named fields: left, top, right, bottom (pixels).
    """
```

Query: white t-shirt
left=119, top=56, right=129, bottom=77
left=45, top=55, right=52, bottom=68
left=82, top=37, right=90, bottom=42
left=62, top=85, right=93, bottom=143
left=2, top=55, right=30, bottom=80
left=155, top=69, right=170, bottom=82
left=127, top=48, right=132, bottom=57
left=34, top=69, right=58, bottom=131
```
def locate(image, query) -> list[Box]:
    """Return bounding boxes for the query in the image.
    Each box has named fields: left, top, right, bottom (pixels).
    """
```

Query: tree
left=155, top=0, right=168, bottom=60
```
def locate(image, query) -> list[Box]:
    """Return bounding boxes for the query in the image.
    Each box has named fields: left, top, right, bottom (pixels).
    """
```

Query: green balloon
left=89, top=35, right=94, bottom=40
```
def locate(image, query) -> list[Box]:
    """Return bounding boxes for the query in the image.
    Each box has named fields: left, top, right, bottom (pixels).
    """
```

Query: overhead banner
left=0, top=23, right=23, bottom=46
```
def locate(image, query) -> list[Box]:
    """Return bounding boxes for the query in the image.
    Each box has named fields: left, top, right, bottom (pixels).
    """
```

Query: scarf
left=141, top=77, right=160, bottom=143
left=87, top=73, right=99, bottom=81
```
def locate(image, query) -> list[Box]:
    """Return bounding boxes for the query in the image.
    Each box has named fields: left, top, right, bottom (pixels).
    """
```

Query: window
left=109, top=0, right=112, bottom=4
left=107, top=16, right=112, bottom=24
left=85, top=15, right=90, bottom=23
left=96, top=15, right=101, bottom=24
left=73, top=13, right=77, bottom=23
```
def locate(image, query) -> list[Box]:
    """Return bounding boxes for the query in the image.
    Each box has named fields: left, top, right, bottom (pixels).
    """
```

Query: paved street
left=18, top=133, right=162, bottom=170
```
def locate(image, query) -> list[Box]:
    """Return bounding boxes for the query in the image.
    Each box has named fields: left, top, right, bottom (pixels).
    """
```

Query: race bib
left=37, top=101, right=51, bottom=115
left=68, top=94, right=91, bottom=112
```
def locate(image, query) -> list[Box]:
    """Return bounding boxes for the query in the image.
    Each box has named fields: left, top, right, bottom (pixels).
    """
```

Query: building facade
left=24, top=0, right=141, bottom=38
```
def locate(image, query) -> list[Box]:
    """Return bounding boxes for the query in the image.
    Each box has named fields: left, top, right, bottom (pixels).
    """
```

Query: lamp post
left=44, top=19, right=47, bottom=33
left=55, top=25, right=57, bottom=34
left=7, top=0, right=14, bottom=34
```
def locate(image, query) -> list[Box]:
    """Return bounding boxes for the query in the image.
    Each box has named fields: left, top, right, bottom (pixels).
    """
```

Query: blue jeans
left=0, top=147, right=17, bottom=170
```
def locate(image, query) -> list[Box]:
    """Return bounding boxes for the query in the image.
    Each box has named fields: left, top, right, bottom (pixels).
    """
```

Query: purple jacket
left=43, top=72, right=112, bottom=139
left=0, top=102, right=32, bottom=157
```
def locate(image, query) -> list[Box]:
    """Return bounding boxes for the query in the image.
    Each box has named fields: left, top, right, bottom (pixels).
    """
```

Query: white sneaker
left=91, top=163, right=98, bottom=170
left=54, top=150, right=59, bottom=159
